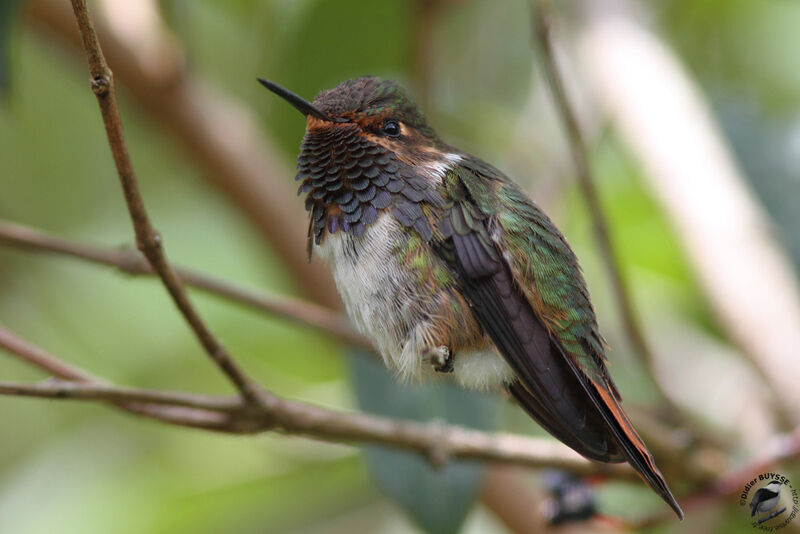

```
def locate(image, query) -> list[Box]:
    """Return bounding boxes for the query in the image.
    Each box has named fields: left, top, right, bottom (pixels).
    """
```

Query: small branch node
left=90, top=72, right=111, bottom=96
left=116, top=247, right=150, bottom=274
left=138, top=230, right=162, bottom=255
left=426, top=419, right=452, bottom=468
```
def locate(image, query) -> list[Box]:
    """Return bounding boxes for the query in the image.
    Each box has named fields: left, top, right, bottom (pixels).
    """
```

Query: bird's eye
left=381, top=120, right=401, bottom=137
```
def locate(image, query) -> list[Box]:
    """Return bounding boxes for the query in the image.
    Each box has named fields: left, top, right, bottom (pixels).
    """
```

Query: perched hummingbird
left=259, top=76, right=683, bottom=519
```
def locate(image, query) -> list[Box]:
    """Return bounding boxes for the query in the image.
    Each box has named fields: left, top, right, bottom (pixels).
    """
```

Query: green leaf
left=350, top=351, right=499, bottom=534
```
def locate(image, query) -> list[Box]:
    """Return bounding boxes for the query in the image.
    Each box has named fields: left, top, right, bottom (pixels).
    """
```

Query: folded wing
left=433, top=162, right=682, bottom=519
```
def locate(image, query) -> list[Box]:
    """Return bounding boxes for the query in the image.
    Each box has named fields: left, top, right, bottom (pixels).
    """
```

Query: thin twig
left=0, top=322, right=259, bottom=431
left=0, top=324, right=95, bottom=382
left=68, top=0, right=260, bottom=404
left=530, top=0, right=672, bottom=407
left=0, top=327, right=636, bottom=478
left=0, top=221, right=368, bottom=348
left=0, top=380, right=241, bottom=412
left=0, top=221, right=722, bottom=477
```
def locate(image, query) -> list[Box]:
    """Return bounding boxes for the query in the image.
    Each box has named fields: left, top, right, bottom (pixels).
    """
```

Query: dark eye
left=381, top=120, right=401, bottom=137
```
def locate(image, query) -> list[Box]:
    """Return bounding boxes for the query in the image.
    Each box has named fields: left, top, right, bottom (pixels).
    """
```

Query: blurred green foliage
left=0, top=0, right=22, bottom=95
left=351, top=353, right=498, bottom=534
left=0, top=0, right=798, bottom=532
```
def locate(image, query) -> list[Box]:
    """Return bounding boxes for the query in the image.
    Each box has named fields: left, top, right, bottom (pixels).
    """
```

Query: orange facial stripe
left=305, top=114, right=358, bottom=130
left=306, top=117, right=328, bottom=130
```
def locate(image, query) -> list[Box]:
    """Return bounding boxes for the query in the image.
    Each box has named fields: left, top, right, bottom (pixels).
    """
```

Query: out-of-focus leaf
left=350, top=351, right=499, bottom=534
left=0, top=0, right=22, bottom=95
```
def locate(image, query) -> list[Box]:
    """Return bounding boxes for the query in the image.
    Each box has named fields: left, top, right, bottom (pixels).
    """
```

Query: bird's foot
left=424, top=346, right=453, bottom=373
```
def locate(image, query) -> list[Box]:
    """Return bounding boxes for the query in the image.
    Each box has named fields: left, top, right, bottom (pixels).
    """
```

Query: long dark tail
left=510, top=375, right=684, bottom=520
left=441, top=228, right=683, bottom=519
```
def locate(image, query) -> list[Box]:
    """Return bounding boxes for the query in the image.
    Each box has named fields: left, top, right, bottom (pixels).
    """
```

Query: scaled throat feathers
left=293, top=77, right=458, bottom=256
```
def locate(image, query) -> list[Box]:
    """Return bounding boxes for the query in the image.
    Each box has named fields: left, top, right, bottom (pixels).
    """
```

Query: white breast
left=314, top=152, right=516, bottom=390
left=316, top=214, right=412, bottom=368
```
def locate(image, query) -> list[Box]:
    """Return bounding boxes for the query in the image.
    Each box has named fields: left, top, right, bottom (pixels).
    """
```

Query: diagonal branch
left=68, top=0, right=260, bottom=404
left=0, top=324, right=94, bottom=382
left=0, top=221, right=368, bottom=348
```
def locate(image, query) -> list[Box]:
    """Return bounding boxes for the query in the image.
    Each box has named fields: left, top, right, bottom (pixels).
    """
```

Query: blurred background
left=1, top=0, right=799, bottom=533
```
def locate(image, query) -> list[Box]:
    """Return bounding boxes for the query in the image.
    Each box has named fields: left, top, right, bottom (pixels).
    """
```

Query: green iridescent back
left=444, top=157, right=612, bottom=389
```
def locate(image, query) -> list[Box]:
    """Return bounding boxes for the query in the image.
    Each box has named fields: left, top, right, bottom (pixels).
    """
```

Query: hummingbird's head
left=310, top=77, right=438, bottom=143
left=259, top=76, right=453, bottom=248
left=259, top=76, right=444, bottom=156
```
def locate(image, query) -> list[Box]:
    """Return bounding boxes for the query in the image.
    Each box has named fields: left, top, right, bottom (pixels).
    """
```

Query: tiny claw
left=425, top=346, right=453, bottom=373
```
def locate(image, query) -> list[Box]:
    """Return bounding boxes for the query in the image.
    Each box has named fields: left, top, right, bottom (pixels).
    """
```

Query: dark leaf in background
left=350, top=351, right=499, bottom=534
left=0, top=0, right=22, bottom=96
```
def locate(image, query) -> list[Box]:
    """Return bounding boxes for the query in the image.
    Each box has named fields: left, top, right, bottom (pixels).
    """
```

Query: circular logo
left=739, top=473, right=799, bottom=531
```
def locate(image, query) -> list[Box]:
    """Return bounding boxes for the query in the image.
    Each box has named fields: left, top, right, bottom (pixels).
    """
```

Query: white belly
left=316, top=215, right=411, bottom=362
left=316, top=213, right=515, bottom=390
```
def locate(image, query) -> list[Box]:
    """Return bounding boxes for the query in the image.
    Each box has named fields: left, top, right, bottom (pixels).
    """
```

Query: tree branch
left=0, top=322, right=257, bottom=431
left=10, top=223, right=718, bottom=479
left=6, top=194, right=729, bottom=478
left=0, top=326, right=636, bottom=479
left=0, top=221, right=368, bottom=348
left=0, top=377, right=635, bottom=476
left=68, top=0, right=260, bottom=404
left=0, top=380, right=241, bottom=411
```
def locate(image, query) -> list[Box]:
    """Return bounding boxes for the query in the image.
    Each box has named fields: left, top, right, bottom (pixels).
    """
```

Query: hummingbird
left=258, top=76, right=683, bottom=519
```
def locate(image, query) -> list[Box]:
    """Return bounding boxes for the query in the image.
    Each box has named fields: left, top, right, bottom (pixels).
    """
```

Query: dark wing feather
left=433, top=162, right=683, bottom=519
left=441, top=228, right=622, bottom=462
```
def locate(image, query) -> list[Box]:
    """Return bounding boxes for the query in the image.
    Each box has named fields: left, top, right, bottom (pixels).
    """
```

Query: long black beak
left=257, top=78, right=348, bottom=123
